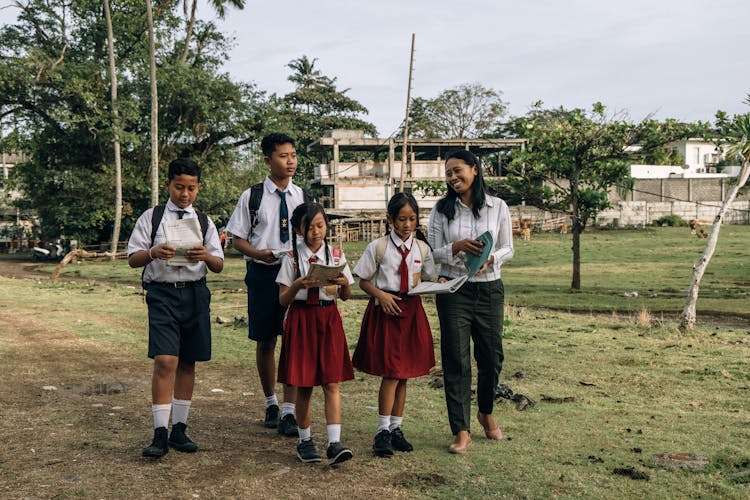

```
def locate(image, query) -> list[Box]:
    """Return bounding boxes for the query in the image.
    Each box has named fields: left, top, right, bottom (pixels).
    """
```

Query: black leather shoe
left=296, top=438, right=322, bottom=463
left=142, top=427, right=169, bottom=458
left=390, top=427, right=414, bottom=452
left=327, top=441, right=353, bottom=465
left=372, top=429, right=394, bottom=457
left=277, top=413, right=299, bottom=437
left=168, top=422, right=198, bottom=452
left=264, top=404, right=280, bottom=428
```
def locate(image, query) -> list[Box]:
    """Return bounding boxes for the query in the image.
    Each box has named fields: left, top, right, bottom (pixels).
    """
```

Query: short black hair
left=261, top=133, right=295, bottom=157
left=168, top=158, right=201, bottom=181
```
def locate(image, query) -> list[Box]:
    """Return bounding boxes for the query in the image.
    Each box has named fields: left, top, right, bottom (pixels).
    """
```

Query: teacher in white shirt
left=428, top=149, right=514, bottom=454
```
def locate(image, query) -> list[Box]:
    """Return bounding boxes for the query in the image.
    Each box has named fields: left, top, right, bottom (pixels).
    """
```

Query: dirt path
left=0, top=261, right=419, bottom=499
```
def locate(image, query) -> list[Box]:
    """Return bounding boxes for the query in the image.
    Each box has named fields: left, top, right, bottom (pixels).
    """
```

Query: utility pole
left=398, top=33, right=415, bottom=193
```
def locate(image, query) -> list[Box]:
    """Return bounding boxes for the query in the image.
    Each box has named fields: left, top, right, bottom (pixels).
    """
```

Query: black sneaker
left=296, top=438, right=322, bottom=463
left=327, top=441, right=353, bottom=465
left=277, top=413, right=299, bottom=437
left=372, top=429, right=394, bottom=457
left=168, top=422, right=198, bottom=453
left=142, top=427, right=169, bottom=458
left=264, top=404, right=280, bottom=428
left=390, top=427, right=414, bottom=452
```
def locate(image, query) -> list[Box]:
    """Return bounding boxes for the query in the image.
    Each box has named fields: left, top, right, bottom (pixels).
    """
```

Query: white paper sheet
left=162, top=217, right=202, bottom=266
left=408, top=275, right=468, bottom=295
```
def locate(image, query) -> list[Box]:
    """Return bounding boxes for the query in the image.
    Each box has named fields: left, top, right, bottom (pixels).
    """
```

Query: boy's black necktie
left=176, top=210, right=186, bottom=219
left=277, top=190, right=289, bottom=243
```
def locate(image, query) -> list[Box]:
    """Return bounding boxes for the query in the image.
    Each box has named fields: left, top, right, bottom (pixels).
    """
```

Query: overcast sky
left=2, top=0, right=749, bottom=136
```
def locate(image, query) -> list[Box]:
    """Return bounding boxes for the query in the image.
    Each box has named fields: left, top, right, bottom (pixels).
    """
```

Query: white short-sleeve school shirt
left=428, top=195, right=514, bottom=282
left=276, top=242, right=355, bottom=302
left=353, top=233, right=437, bottom=292
left=225, top=177, right=306, bottom=264
left=127, top=200, right=224, bottom=283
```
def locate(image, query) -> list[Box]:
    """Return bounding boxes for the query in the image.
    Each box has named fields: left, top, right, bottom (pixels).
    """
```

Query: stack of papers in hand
left=408, top=231, right=494, bottom=295
left=305, top=262, right=347, bottom=281
left=162, top=217, right=202, bottom=266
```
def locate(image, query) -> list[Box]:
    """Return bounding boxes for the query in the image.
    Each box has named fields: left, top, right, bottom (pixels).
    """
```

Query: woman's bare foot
left=448, top=430, right=472, bottom=454
left=477, top=411, right=503, bottom=440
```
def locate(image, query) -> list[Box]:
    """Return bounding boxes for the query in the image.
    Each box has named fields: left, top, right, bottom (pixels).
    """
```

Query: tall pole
left=146, top=0, right=159, bottom=207
left=398, top=33, right=415, bottom=193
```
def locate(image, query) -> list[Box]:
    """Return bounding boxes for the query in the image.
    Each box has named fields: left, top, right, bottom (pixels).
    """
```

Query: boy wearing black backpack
left=226, top=133, right=311, bottom=437
left=128, top=158, right=224, bottom=458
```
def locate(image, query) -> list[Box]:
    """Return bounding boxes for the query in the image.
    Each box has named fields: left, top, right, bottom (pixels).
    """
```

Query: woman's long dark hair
left=435, top=149, right=487, bottom=220
left=386, top=192, right=431, bottom=249
left=290, top=202, right=330, bottom=275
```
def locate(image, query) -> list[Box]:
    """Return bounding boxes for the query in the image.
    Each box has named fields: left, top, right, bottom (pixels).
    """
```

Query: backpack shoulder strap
left=374, top=236, right=389, bottom=265
left=302, top=189, right=314, bottom=204
left=195, top=210, right=208, bottom=244
left=149, top=204, right=166, bottom=245
left=415, top=239, right=430, bottom=260
left=248, top=182, right=264, bottom=229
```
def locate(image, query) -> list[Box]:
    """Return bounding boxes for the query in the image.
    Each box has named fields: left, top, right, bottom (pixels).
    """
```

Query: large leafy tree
left=501, top=102, right=699, bottom=290
left=270, top=55, right=377, bottom=182
left=0, top=0, right=266, bottom=243
left=406, top=83, right=507, bottom=138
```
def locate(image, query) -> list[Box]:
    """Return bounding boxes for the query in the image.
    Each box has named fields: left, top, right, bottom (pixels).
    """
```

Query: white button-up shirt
left=276, top=242, right=355, bottom=301
left=354, top=233, right=437, bottom=291
left=225, top=176, right=307, bottom=263
left=127, top=200, right=224, bottom=283
left=428, top=195, right=514, bottom=282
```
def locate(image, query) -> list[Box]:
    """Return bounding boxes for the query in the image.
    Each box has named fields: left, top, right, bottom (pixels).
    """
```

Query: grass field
left=1, top=226, right=748, bottom=498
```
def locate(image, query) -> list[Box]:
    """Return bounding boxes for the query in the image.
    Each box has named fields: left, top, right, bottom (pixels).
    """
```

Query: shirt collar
left=264, top=176, right=295, bottom=194
left=165, top=199, right=194, bottom=214
left=298, top=241, right=326, bottom=261
left=389, top=232, right=413, bottom=249
left=454, top=194, right=495, bottom=209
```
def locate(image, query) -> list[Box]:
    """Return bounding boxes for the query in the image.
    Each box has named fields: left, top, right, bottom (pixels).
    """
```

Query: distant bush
left=654, top=214, right=687, bottom=227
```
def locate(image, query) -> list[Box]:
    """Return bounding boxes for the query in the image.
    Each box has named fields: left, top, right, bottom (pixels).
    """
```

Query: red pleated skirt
left=352, top=295, right=435, bottom=379
left=278, top=302, right=354, bottom=387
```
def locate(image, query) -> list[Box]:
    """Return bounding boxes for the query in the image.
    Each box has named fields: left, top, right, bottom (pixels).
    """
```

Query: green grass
left=2, top=226, right=749, bottom=497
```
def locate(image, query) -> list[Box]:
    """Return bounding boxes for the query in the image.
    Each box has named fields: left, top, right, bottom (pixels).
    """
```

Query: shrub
left=654, top=214, right=687, bottom=227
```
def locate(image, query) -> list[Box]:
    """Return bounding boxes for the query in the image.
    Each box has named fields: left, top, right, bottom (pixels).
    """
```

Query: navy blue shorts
left=145, top=281, right=211, bottom=361
left=245, top=262, right=286, bottom=341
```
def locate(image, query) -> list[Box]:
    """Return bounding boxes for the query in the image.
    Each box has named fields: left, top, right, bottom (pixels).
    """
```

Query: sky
left=2, top=0, right=749, bottom=137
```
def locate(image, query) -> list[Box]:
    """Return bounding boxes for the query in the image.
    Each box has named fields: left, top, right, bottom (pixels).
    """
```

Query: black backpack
left=248, top=182, right=314, bottom=230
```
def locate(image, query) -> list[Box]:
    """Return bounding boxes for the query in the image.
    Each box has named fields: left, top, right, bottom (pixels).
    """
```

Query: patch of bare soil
left=0, top=289, right=422, bottom=499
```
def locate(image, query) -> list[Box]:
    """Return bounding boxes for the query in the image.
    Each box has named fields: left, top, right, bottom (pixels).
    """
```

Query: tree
left=1, top=1, right=267, bottom=243
left=103, top=0, right=123, bottom=258
left=406, top=83, right=507, bottom=138
left=179, top=0, right=246, bottom=64
left=501, top=102, right=698, bottom=290
left=271, top=55, right=377, bottom=181
left=679, top=105, right=750, bottom=331
left=145, top=0, right=159, bottom=207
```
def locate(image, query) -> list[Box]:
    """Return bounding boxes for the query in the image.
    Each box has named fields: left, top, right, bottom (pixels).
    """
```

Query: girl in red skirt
left=276, top=202, right=355, bottom=465
left=352, top=192, right=437, bottom=457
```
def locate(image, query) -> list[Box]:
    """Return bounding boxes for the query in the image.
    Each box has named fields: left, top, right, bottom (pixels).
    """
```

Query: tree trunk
left=104, top=0, right=122, bottom=261
left=179, top=0, right=197, bottom=64
left=146, top=0, right=159, bottom=207
left=679, top=159, right=750, bottom=331
left=570, top=168, right=581, bottom=290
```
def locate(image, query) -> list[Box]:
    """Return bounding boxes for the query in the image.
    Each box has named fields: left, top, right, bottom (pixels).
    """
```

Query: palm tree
left=679, top=106, right=750, bottom=331
left=179, top=0, right=246, bottom=64
left=104, top=0, right=122, bottom=259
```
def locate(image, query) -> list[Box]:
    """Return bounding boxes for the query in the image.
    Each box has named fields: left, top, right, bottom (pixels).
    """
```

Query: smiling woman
left=428, top=149, right=515, bottom=454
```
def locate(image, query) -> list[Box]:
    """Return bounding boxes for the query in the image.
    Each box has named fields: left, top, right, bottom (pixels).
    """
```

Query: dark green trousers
left=436, top=279, right=504, bottom=435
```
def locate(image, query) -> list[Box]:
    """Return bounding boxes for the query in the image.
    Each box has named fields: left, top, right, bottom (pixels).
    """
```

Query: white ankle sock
left=298, top=426, right=311, bottom=442
left=152, top=403, right=171, bottom=429
left=327, top=424, right=341, bottom=445
left=377, top=414, right=391, bottom=432
left=389, top=416, right=404, bottom=431
left=264, top=394, right=278, bottom=408
left=281, top=402, right=295, bottom=418
left=171, top=399, right=191, bottom=425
